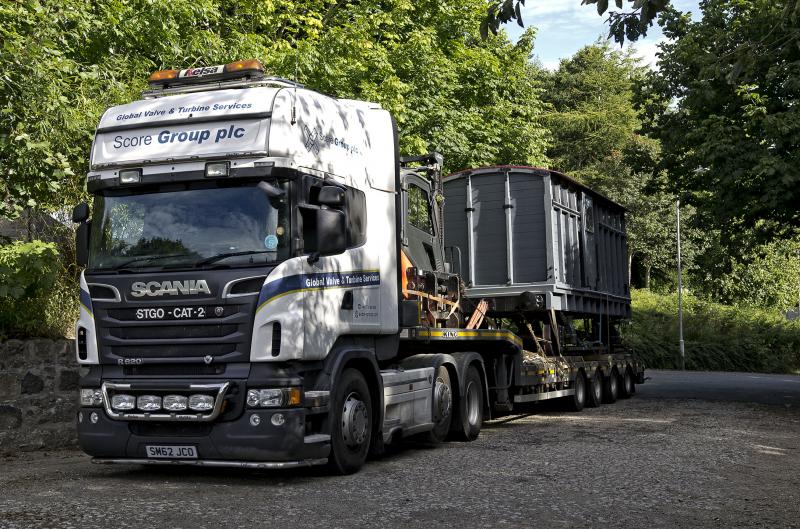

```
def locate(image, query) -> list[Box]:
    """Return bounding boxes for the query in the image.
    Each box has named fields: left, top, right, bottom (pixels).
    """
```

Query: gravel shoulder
left=1, top=393, right=799, bottom=529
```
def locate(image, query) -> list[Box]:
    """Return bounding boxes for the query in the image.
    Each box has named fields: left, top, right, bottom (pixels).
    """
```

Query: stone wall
left=0, top=339, right=79, bottom=454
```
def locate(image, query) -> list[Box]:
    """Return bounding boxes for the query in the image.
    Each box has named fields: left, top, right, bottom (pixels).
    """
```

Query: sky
left=503, top=0, right=701, bottom=70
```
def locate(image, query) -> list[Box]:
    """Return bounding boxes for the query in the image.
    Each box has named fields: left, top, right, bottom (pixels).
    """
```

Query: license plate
left=145, top=445, right=198, bottom=459
left=135, top=307, right=209, bottom=320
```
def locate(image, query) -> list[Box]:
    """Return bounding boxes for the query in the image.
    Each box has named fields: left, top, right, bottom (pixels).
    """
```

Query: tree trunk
left=627, top=253, right=633, bottom=288
left=644, top=265, right=651, bottom=290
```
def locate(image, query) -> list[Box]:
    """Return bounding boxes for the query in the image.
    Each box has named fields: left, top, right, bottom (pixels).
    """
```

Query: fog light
left=119, top=168, right=141, bottom=184
left=78, top=411, right=84, bottom=423
left=205, top=161, right=229, bottom=178
left=90, top=412, right=99, bottom=424
left=250, top=414, right=261, bottom=426
left=80, top=388, right=103, bottom=407
left=111, top=394, right=136, bottom=411
left=271, top=413, right=285, bottom=426
left=163, top=395, right=188, bottom=411
left=189, top=394, right=214, bottom=411
left=137, top=395, right=162, bottom=411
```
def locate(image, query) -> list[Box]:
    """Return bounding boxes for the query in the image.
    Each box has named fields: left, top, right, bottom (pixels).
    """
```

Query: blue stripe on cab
left=257, top=270, right=381, bottom=309
left=79, top=288, right=93, bottom=314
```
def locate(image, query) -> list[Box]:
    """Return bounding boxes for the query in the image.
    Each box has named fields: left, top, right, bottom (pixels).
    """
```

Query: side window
left=345, top=187, right=367, bottom=248
left=408, top=184, right=433, bottom=234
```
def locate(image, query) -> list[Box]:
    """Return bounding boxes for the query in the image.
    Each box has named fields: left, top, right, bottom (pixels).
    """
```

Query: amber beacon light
left=147, top=59, right=265, bottom=87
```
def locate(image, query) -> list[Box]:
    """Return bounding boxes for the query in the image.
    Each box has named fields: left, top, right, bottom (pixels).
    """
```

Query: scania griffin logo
left=130, top=280, right=211, bottom=297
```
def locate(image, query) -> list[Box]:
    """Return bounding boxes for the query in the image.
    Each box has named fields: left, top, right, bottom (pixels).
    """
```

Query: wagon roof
left=444, top=165, right=625, bottom=211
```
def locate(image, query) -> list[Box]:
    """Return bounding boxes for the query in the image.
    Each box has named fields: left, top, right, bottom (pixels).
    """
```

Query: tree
left=542, top=43, right=640, bottom=174
left=0, top=0, right=550, bottom=218
left=541, top=43, right=704, bottom=289
left=482, top=0, right=671, bottom=44
left=694, top=232, right=800, bottom=312
left=655, top=0, right=800, bottom=235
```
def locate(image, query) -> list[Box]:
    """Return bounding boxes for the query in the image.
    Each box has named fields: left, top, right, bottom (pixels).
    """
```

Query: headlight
left=111, top=394, right=136, bottom=411
left=80, top=388, right=103, bottom=407
left=246, top=387, right=301, bottom=408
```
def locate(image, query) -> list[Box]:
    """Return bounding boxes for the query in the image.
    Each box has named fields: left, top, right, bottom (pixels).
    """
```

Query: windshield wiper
left=111, top=253, right=195, bottom=270
left=194, top=250, right=272, bottom=267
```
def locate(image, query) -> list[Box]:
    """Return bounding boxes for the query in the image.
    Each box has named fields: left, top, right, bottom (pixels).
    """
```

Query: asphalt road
left=1, top=369, right=799, bottom=529
left=638, top=369, right=800, bottom=406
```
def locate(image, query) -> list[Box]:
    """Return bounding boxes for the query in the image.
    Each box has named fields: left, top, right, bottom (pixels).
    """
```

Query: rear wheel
left=585, top=368, right=602, bottom=408
left=452, top=365, right=483, bottom=441
left=327, top=369, right=372, bottom=475
left=603, top=368, right=619, bottom=404
left=619, top=367, right=634, bottom=399
left=564, top=371, right=586, bottom=412
left=426, top=366, right=453, bottom=443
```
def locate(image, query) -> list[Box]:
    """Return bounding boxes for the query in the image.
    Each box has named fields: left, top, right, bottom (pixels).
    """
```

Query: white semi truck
left=73, top=60, right=644, bottom=474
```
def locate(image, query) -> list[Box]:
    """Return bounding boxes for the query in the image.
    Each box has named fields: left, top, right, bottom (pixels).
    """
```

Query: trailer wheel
left=564, top=371, right=586, bottom=412
left=452, top=365, right=483, bottom=441
left=619, top=367, right=634, bottom=399
left=327, top=368, right=372, bottom=475
left=585, top=369, right=602, bottom=408
left=603, top=368, right=619, bottom=404
left=426, top=366, right=453, bottom=444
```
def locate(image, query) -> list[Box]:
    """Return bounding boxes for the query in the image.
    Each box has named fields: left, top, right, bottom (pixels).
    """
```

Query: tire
left=452, top=365, right=483, bottom=441
left=619, top=367, right=634, bottom=399
left=327, top=368, right=372, bottom=475
left=603, top=368, right=619, bottom=404
left=585, top=368, right=603, bottom=408
left=426, top=366, right=453, bottom=444
left=564, top=371, right=586, bottom=412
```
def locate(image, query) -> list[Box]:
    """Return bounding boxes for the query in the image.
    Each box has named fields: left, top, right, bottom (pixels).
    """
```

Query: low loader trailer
left=73, top=59, right=644, bottom=474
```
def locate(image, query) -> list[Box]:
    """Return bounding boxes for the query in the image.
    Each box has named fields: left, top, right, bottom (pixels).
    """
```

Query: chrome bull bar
left=100, top=381, right=231, bottom=422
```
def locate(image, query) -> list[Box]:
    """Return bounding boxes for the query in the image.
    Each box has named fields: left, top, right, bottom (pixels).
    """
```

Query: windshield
left=88, top=180, right=290, bottom=271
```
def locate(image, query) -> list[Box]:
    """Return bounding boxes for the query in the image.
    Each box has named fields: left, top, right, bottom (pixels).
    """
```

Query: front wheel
left=451, top=365, right=483, bottom=441
left=327, top=368, right=372, bottom=475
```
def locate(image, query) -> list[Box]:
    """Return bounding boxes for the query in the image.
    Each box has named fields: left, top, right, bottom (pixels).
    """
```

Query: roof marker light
left=119, top=169, right=141, bottom=184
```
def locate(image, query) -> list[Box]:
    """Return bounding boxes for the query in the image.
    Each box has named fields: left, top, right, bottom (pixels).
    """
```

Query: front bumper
left=92, top=457, right=328, bottom=469
left=77, top=406, right=330, bottom=463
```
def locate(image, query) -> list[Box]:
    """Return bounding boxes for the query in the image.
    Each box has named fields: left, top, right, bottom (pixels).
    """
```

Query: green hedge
left=0, top=240, right=77, bottom=339
left=623, top=289, right=800, bottom=374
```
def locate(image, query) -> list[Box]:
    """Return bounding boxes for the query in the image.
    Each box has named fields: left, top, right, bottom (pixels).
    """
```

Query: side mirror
left=314, top=208, right=346, bottom=257
left=72, top=202, right=89, bottom=223
left=318, top=186, right=345, bottom=207
left=76, top=221, right=90, bottom=267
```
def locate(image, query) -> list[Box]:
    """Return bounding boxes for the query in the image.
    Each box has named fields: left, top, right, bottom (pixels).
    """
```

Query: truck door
left=401, top=173, right=445, bottom=273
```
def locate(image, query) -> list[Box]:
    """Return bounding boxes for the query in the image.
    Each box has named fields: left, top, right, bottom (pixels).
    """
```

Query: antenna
left=290, top=52, right=298, bottom=125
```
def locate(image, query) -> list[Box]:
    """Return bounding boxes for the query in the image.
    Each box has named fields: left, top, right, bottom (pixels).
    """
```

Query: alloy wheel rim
left=341, top=392, right=368, bottom=449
